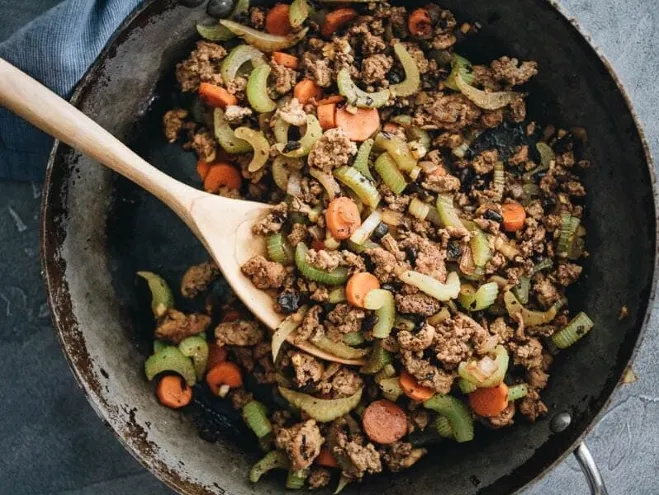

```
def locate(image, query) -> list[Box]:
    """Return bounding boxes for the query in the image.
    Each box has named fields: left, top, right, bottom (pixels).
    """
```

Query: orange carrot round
left=317, top=103, right=337, bottom=130
left=346, top=272, right=380, bottom=308
left=294, top=79, right=323, bottom=104
left=501, top=202, right=527, bottom=232
left=321, top=8, right=358, bottom=38
left=198, top=82, right=237, bottom=108
left=408, top=8, right=433, bottom=38
left=469, top=383, right=510, bottom=417
left=157, top=375, right=193, bottom=409
left=203, top=163, right=242, bottom=192
left=399, top=370, right=435, bottom=401
left=265, top=3, right=292, bottom=36
left=316, top=95, right=346, bottom=106
left=315, top=447, right=340, bottom=468
left=362, top=399, right=408, bottom=445
left=272, top=51, right=299, bottom=69
left=206, top=343, right=228, bottom=372
left=325, top=197, right=361, bottom=240
left=196, top=160, right=211, bottom=181
left=206, top=361, right=243, bottom=396
left=336, top=107, right=381, bottom=142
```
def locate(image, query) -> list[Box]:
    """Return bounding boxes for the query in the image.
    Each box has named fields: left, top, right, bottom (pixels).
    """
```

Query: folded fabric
left=0, top=0, right=144, bottom=182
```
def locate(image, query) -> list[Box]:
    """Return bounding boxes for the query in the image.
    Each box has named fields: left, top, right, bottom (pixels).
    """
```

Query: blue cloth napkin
left=0, top=0, right=144, bottom=181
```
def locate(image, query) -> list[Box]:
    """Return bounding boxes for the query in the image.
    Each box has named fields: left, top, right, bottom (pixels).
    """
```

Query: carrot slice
left=399, top=370, right=435, bottom=401
left=317, top=95, right=345, bottom=106
left=317, top=103, right=337, bottom=130
left=198, top=82, right=237, bottom=109
left=336, top=107, right=381, bottom=142
left=294, top=79, right=323, bottom=104
left=362, top=399, right=408, bottom=445
left=196, top=160, right=211, bottom=181
left=203, top=163, right=242, bottom=192
left=265, top=3, right=292, bottom=36
left=469, top=383, right=510, bottom=417
left=273, top=51, right=299, bottom=69
left=315, top=447, right=339, bottom=468
left=325, top=197, right=361, bottom=240
left=206, top=343, right=228, bottom=372
left=408, top=8, right=433, bottom=38
left=157, top=375, right=193, bottom=409
left=346, top=272, right=380, bottom=308
left=206, top=361, right=243, bottom=396
left=501, top=202, right=526, bottom=232
left=321, top=8, right=358, bottom=38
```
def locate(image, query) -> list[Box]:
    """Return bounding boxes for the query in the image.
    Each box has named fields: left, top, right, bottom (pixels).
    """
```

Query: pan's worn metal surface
left=41, top=0, right=657, bottom=494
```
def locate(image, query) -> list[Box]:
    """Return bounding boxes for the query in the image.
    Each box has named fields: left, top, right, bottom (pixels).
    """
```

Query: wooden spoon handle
left=0, top=58, right=201, bottom=219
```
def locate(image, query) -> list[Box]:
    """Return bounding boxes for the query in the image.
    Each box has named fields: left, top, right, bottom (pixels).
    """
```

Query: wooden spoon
left=0, top=59, right=365, bottom=366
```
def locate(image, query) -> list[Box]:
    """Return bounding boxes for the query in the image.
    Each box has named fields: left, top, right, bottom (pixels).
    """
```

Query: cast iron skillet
left=41, top=0, right=657, bottom=493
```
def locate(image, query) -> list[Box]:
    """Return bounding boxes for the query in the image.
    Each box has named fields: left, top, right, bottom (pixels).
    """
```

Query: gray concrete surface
left=0, top=0, right=657, bottom=493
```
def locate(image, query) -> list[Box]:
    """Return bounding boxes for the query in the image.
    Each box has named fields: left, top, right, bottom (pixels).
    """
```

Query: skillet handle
left=574, top=442, right=609, bottom=495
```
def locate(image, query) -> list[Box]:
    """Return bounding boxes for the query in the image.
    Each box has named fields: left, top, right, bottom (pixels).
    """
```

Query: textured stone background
left=0, top=0, right=657, bottom=493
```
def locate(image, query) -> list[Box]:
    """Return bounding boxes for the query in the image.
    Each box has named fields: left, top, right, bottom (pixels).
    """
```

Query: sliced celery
left=434, top=415, right=454, bottom=438
left=536, top=142, right=555, bottom=167
left=379, top=377, right=404, bottom=402
left=289, top=0, right=309, bottom=29
left=436, top=194, right=465, bottom=229
left=398, top=271, right=461, bottom=301
left=286, top=469, right=309, bottom=490
left=352, top=138, right=375, bottom=180
left=458, top=282, right=499, bottom=311
left=557, top=214, right=580, bottom=257
left=374, top=132, right=417, bottom=172
left=349, top=209, right=382, bottom=245
left=390, top=43, right=421, bottom=97
left=278, top=386, right=363, bottom=422
left=470, top=229, right=492, bottom=267
left=137, top=271, right=174, bottom=318
left=214, top=108, right=252, bottom=154
left=458, top=378, right=477, bottom=394
left=552, top=312, right=594, bottom=349
left=361, top=340, right=392, bottom=374
left=221, top=44, right=266, bottom=83
left=178, top=336, right=209, bottom=380
left=295, top=243, right=349, bottom=285
left=234, top=127, right=270, bottom=172
left=512, top=275, right=531, bottom=305
left=458, top=345, right=509, bottom=388
left=493, top=161, right=505, bottom=200
left=334, top=166, right=381, bottom=209
left=249, top=450, right=289, bottom=483
left=342, top=331, right=364, bottom=346
left=337, top=68, right=390, bottom=108
left=424, top=394, right=474, bottom=442
left=275, top=115, right=322, bottom=158
left=266, top=232, right=294, bottom=265
left=363, top=289, right=396, bottom=338
left=220, top=20, right=308, bottom=52
left=444, top=53, right=473, bottom=92
left=242, top=400, right=273, bottom=439
left=144, top=346, right=196, bottom=386
left=507, top=384, right=529, bottom=401
left=374, top=152, right=407, bottom=194
left=312, top=335, right=371, bottom=359
left=246, top=65, right=277, bottom=113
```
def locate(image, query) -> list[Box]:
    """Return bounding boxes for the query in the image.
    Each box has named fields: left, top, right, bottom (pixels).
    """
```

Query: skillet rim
left=39, top=0, right=659, bottom=493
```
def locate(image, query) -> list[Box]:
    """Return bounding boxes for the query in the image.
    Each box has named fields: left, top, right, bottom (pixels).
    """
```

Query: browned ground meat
left=308, top=467, right=331, bottom=490
left=287, top=223, right=308, bottom=247
left=296, top=305, right=324, bottom=343
left=186, top=129, right=217, bottom=163
left=241, top=255, right=287, bottom=289
left=175, top=41, right=227, bottom=91
left=414, top=93, right=481, bottom=131
left=487, top=403, right=516, bottom=428
left=302, top=53, right=333, bottom=88
left=215, top=320, right=264, bottom=346
left=275, top=420, right=324, bottom=470
left=308, top=128, right=357, bottom=172
left=180, top=261, right=219, bottom=298
left=361, top=54, right=393, bottom=85
left=271, top=61, right=298, bottom=95
left=291, top=351, right=325, bottom=387
left=276, top=97, right=306, bottom=126
left=317, top=367, right=364, bottom=397
left=397, top=324, right=436, bottom=351
left=333, top=431, right=382, bottom=479
left=401, top=351, right=454, bottom=393
left=324, top=304, right=366, bottom=342
left=230, top=389, right=254, bottom=410
left=395, top=293, right=442, bottom=316
left=365, top=247, right=409, bottom=283
left=305, top=249, right=342, bottom=271
left=163, top=109, right=193, bottom=143
left=490, top=56, right=538, bottom=86
left=252, top=202, right=288, bottom=235
left=382, top=442, right=427, bottom=472
left=155, top=309, right=211, bottom=344
left=518, top=389, right=548, bottom=422
left=224, top=105, right=253, bottom=124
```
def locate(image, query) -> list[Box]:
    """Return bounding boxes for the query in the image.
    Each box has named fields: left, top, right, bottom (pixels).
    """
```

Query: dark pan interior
left=42, top=0, right=657, bottom=494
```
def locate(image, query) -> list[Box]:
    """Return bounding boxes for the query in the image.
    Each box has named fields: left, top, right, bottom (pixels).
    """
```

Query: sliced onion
left=350, top=209, right=382, bottom=245
left=309, top=168, right=341, bottom=200
left=455, top=72, right=519, bottom=111
left=272, top=307, right=308, bottom=362
left=286, top=171, right=303, bottom=197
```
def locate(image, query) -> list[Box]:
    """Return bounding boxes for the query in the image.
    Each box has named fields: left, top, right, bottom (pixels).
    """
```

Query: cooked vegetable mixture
left=147, top=0, right=593, bottom=490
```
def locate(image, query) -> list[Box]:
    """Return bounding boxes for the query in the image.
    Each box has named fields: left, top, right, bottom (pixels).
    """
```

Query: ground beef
left=155, top=309, right=211, bottom=344
left=276, top=97, right=307, bottom=126
left=402, top=42, right=431, bottom=74
left=175, top=41, right=226, bottom=91
left=489, top=317, right=513, bottom=343
left=296, top=305, right=324, bottom=343
left=366, top=247, right=409, bottom=283
left=334, top=433, right=382, bottom=479
left=215, top=320, right=264, bottom=346
left=490, top=56, right=538, bottom=86
left=533, top=274, right=561, bottom=308
left=361, top=54, right=393, bottom=85
left=230, top=389, right=254, bottom=410
left=226, top=76, right=247, bottom=100
left=414, top=93, right=481, bottom=131
left=382, top=442, right=427, bottom=472
left=556, top=263, right=582, bottom=286
left=224, top=105, right=253, bottom=124
left=481, top=108, right=505, bottom=128
left=526, top=368, right=549, bottom=390
left=252, top=202, right=288, bottom=235
left=395, top=293, right=442, bottom=316
left=241, top=255, right=287, bottom=289
left=230, top=346, right=255, bottom=371
left=486, top=403, right=515, bottom=428
left=275, top=420, right=324, bottom=470
left=509, top=96, right=527, bottom=123
left=421, top=173, right=461, bottom=193
left=325, top=304, right=366, bottom=342
left=310, top=286, right=329, bottom=302
left=308, top=467, right=331, bottom=490
left=187, top=129, right=217, bottom=163
left=401, top=351, right=454, bottom=393
left=510, top=337, right=544, bottom=370
left=397, top=324, right=436, bottom=352
left=291, top=351, right=324, bottom=387
left=302, top=53, right=333, bottom=88
left=308, top=128, right=357, bottom=172
left=305, top=249, right=342, bottom=271
left=287, top=223, right=308, bottom=247
left=380, top=184, right=411, bottom=211
left=249, top=7, right=266, bottom=29
left=271, top=61, right=298, bottom=95
left=518, top=389, right=548, bottom=422
left=163, top=109, right=193, bottom=143
left=400, top=233, right=447, bottom=281
left=180, top=261, right=219, bottom=298
left=317, top=367, right=364, bottom=398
